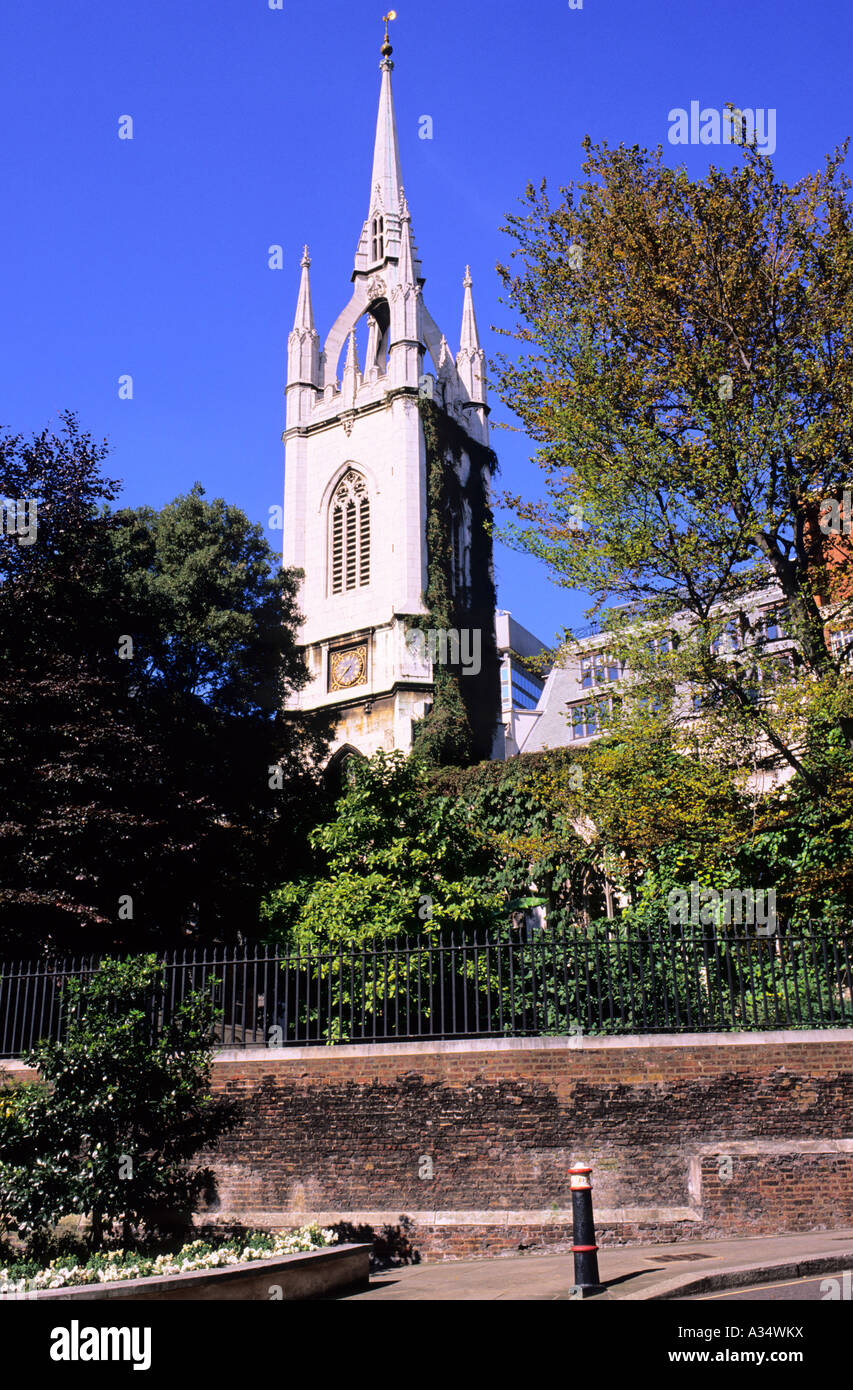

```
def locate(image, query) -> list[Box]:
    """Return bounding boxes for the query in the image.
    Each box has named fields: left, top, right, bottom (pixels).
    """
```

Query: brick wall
left=5, top=1031, right=851, bottom=1262
left=195, top=1031, right=853, bottom=1261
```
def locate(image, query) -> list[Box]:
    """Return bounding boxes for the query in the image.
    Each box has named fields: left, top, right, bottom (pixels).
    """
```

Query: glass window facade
left=501, top=658, right=544, bottom=711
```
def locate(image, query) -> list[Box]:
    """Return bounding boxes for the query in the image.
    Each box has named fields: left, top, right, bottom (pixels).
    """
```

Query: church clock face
left=329, top=644, right=367, bottom=691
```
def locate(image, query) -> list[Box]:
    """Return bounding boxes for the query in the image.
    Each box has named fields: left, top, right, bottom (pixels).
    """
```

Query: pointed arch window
left=371, top=215, right=384, bottom=262
left=330, top=470, right=370, bottom=594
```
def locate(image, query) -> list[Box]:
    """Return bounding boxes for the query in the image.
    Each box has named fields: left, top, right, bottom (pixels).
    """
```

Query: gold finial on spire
left=381, top=10, right=397, bottom=58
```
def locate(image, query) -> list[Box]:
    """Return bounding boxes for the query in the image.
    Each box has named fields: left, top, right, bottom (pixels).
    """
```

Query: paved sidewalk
left=342, top=1229, right=853, bottom=1301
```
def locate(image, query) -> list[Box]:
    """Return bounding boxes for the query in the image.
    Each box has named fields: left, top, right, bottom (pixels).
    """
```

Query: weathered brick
left=185, top=1037, right=853, bottom=1260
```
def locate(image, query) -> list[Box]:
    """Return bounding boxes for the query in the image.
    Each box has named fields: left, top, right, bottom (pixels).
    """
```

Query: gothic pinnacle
left=460, top=266, right=481, bottom=350
left=293, top=246, right=316, bottom=332
left=344, top=327, right=361, bottom=374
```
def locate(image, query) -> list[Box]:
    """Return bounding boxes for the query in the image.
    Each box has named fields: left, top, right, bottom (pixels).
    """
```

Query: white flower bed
left=0, top=1225, right=336, bottom=1296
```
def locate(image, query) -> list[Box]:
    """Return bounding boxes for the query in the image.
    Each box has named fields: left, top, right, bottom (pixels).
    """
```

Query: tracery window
left=330, top=470, right=370, bottom=594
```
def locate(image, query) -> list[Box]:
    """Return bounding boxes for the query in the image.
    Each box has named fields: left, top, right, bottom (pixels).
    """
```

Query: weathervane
left=381, top=10, right=397, bottom=58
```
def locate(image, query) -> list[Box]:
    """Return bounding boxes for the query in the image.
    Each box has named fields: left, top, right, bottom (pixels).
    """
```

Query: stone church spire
left=282, top=21, right=500, bottom=764
left=354, top=14, right=411, bottom=277
left=368, top=21, right=403, bottom=222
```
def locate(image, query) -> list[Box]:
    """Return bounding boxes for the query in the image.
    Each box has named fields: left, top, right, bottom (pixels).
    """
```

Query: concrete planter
left=3, top=1242, right=370, bottom=1301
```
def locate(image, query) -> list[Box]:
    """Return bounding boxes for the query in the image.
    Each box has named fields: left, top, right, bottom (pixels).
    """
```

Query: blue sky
left=1, top=0, right=850, bottom=646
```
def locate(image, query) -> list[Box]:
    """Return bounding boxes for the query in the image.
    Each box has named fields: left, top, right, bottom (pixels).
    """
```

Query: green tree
left=260, top=750, right=503, bottom=948
left=0, top=956, right=235, bottom=1255
left=429, top=749, right=599, bottom=927
left=575, top=710, right=749, bottom=877
left=259, top=751, right=507, bottom=1043
left=0, top=416, right=331, bottom=952
left=496, top=143, right=853, bottom=781
left=0, top=411, right=122, bottom=658
left=739, top=726, right=853, bottom=925
left=431, top=734, right=749, bottom=927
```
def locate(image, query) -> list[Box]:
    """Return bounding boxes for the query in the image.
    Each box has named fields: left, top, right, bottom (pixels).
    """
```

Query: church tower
left=282, top=20, right=500, bottom=764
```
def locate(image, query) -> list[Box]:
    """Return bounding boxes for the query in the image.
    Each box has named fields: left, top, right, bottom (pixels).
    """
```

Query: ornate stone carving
left=334, top=470, right=367, bottom=503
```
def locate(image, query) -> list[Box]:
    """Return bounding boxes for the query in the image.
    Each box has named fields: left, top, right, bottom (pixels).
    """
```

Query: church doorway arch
left=324, top=743, right=366, bottom=795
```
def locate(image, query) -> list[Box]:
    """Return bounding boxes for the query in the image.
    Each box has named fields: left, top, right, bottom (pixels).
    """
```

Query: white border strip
left=212, top=1028, right=853, bottom=1062
left=196, top=1207, right=701, bottom=1228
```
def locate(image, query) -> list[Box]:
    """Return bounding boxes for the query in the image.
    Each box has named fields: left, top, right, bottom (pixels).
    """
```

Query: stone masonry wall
left=5, top=1032, right=850, bottom=1262
left=194, top=1032, right=853, bottom=1261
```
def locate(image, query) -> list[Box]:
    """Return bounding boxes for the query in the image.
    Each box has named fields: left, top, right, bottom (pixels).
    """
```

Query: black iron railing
left=1, top=926, right=852, bottom=1057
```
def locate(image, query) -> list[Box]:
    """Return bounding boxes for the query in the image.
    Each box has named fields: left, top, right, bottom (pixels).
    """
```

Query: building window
left=569, top=698, right=611, bottom=740
left=763, top=608, right=787, bottom=643
left=830, top=628, right=853, bottom=663
left=710, top=618, right=741, bottom=656
left=580, top=651, right=622, bottom=689
left=502, top=658, right=544, bottom=711
left=511, top=667, right=544, bottom=710
left=330, top=470, right=370, bottom=594
left=371, top=215, right=384, bottom=262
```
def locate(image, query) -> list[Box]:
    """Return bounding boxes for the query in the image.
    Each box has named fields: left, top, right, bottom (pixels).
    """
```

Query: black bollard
left=568, top=1162, right=607, bottom=1299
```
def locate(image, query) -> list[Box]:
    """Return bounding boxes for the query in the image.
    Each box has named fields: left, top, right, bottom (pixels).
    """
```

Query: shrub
left=0, top=955, right=236, bottom=1255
